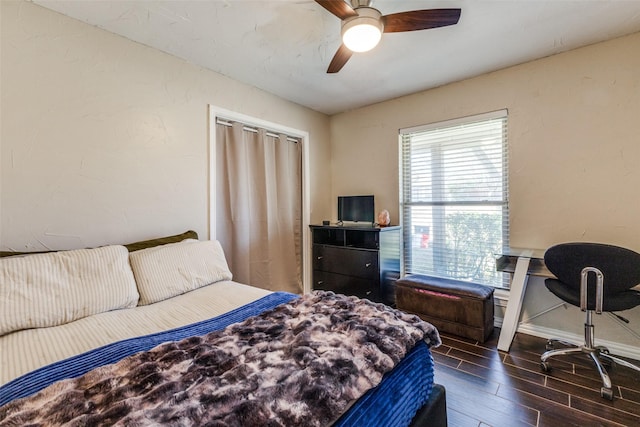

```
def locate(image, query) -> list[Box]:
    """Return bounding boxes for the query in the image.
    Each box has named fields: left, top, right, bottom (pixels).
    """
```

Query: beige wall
left=0, top=0, right=331, bottom=251
left=331, top=31, right=640, bottom=355
left=331, top=32, right=640, bottom=251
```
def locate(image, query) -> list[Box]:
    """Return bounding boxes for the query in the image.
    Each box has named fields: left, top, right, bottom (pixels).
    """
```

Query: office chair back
left=544, top=242, right=640, bottom=311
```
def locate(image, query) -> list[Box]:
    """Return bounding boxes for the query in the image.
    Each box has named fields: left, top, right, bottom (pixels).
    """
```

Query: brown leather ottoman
left=396, top=274, right=495, bottom=342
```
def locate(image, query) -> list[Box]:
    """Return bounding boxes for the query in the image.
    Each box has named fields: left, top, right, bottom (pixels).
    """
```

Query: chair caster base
left=540, top=361, right=552, bottom=372
left=596, top=347, right=613, bottom=367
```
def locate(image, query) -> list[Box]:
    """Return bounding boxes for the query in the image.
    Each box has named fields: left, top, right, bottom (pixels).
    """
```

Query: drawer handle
left=366, top=290, right=372, bottom=295
left=317, top=256, right=323, bottom=260
left=365, top=263, right=372, bottom=268
left=317, top=281, right=324, bottom=285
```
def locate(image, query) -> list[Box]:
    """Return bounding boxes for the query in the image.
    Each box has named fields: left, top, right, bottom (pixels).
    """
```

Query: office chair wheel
left=540, top=361, right=552, bottom=372
left=545, top=341, right=554, bottom=351
left=600, top=387, right=614, bottom=401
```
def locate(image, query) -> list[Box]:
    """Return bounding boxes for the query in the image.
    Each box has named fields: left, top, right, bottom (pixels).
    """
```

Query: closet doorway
left=209, top=106, right=310, bottom=294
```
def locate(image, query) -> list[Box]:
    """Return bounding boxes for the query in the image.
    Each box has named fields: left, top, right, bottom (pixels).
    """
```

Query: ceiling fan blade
left=327, top=44, right=353, bottom=73
left=382, top=8, right=461, bottom=33
left=315, top=0, right=358, bottom=20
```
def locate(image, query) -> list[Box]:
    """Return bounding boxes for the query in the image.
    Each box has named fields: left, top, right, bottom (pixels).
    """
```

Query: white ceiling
left=33, top=0, right=640, bottom=115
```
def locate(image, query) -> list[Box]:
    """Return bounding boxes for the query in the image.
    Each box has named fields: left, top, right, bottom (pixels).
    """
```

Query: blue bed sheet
left=0, top=292, right=434, bottom=426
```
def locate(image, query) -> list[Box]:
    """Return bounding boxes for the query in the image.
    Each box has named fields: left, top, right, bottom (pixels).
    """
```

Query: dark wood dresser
left=310, top=224, right=401, bottom=305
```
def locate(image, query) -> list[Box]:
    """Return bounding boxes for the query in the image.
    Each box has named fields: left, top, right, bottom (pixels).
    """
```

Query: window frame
left=399, top=109, right=510, bottom=288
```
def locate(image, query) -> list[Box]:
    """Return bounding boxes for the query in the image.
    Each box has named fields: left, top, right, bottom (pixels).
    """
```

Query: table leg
left=497, top=255, right=531, bottom=352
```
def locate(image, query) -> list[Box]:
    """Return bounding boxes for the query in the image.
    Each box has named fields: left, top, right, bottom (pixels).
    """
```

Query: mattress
left=0, top=280, right=270, bottom=386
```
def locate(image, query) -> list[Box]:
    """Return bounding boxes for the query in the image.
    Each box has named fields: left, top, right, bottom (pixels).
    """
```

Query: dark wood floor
left=433, top=329, right=640, bottom=427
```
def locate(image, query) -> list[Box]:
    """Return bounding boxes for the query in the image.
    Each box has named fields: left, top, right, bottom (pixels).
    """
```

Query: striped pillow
left=0, top=245, right=139, bottom=336
left=130, top=239, right=233, bottom=305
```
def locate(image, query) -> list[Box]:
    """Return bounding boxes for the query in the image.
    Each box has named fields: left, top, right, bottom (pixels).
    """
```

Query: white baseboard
left=494, top=317, right=640, bottom=361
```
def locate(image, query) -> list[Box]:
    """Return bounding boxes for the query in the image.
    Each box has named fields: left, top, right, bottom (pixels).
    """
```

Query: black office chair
left=540, top=242, right=640, bottom=400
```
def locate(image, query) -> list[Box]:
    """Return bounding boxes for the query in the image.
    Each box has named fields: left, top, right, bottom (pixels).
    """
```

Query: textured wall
left=330, top=31, right=640, bottom=355
left=331, top=33, right=640, bottom=251
left=1, top=0, right=331, bottom=251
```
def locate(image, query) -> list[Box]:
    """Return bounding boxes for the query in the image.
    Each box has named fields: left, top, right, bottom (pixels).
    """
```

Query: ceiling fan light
left=342, top=22, right=382, bottom=52
left=341, top=7, right=383, bottom=53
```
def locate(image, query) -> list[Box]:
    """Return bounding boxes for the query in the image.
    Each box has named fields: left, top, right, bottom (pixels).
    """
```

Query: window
left=400, top=110, right=509, bottom=288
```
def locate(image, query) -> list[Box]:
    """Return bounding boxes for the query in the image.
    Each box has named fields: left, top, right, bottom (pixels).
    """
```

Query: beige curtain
left=215, top=121, right=302, bottom=294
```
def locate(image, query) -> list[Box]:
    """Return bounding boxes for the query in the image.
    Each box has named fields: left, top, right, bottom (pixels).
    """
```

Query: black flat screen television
left=338, top=195, right=375, bottom=224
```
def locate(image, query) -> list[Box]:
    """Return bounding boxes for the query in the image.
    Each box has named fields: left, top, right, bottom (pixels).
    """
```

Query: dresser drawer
left=313, top=270, right=379, bottom=301
left=313, top=245, right=378, bottom=280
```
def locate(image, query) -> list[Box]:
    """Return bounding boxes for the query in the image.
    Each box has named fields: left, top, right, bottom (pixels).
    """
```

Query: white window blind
left=400, top=110, right=509, bottom=288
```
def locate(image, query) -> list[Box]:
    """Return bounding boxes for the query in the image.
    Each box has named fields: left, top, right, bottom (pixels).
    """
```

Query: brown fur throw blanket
left=0, top=291, right=440, bottom=427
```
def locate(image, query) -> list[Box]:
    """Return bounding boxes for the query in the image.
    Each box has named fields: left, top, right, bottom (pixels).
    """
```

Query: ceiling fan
left=316, top=0, right=461, bottom=73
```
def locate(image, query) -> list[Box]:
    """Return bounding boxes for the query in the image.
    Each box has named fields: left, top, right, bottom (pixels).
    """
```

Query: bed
left=0, top=231, right=446, bottom=426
